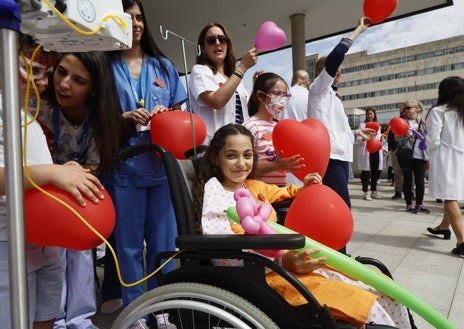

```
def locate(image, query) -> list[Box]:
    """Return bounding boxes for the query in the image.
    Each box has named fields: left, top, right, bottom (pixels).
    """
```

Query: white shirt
left=279, top=84, right=308, bottom=122
left=307, top=69, right=354, bottom=162
left=189, top=64, right=249, bottom=144
left=0, top=94, right=53, bottom=241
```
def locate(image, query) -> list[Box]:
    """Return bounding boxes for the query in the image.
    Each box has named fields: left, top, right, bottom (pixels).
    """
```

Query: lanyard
left=53, top=104, right=90, bottom=164
left=120, top=55, right=147, bottom=108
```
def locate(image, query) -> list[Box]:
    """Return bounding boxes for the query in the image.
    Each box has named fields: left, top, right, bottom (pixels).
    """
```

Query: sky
left=243, top=0, right=464, bottom=91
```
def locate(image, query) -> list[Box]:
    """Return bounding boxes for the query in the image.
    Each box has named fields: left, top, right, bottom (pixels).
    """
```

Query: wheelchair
left=112, top=142, right=413, bottom=329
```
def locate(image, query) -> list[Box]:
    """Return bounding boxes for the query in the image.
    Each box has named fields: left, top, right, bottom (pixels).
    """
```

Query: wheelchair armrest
left=176, top=234, right=305, bottom=250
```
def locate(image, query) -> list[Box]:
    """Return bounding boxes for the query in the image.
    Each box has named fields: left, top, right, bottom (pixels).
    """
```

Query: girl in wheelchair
left=191, top=123, right=412, bottom=329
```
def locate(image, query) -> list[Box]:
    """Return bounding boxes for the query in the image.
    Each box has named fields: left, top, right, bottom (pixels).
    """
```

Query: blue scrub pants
left=322, top=159, right=351, bottom=254
left=106, top=179, right=177, bottom=307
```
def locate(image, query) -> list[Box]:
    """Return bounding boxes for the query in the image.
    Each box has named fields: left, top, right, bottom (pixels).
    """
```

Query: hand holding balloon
left=363, top=0, right=398, bottom=24
left=233, top=188, right=284, bottom=257
left=255, top=21, right=286, bottom=51
left=356, top=127, right=376, bottom=140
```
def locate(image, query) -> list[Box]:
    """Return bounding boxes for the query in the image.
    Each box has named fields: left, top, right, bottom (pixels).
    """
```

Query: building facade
left=306, top=35, right=464, bottom=128
left=305, top=35, right=464, bottom=177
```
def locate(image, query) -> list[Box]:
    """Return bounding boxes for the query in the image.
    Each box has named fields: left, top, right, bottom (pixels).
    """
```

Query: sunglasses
left=205, top=35, right=228, bottom=45
left=403, top=106, right=416, bottom=111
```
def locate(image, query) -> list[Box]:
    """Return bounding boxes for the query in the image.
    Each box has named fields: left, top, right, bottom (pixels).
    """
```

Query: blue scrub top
left=102, top=56, right=187, bottom=187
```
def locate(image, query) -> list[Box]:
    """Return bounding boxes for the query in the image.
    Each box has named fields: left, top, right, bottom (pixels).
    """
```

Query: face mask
left=264, top=95, right=288, bottom=116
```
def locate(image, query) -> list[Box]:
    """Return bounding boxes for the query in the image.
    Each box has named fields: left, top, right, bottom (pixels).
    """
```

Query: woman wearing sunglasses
left=395, top=100, right=430, bottom=214
left=189, top=22, right=258, bottom=144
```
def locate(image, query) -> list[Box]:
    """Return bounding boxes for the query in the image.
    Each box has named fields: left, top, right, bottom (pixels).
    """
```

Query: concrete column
left=290, top=13, right=306, bottom=73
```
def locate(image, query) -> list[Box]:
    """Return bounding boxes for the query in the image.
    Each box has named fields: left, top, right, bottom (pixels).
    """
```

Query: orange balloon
left=25, top=185, right=115, bottom=250
left=273, top=119, right=330, bottom=180
left=389, top=117, right=409, bottom=136
left=285, top=184, right=354, bottom=250
left=365, top=121, right=380, bottom=132
left=363, top=0, right=398, bottom=24
left=150, top=111, right=206, bottom=159
left=366, top=139, right=382, bottom=153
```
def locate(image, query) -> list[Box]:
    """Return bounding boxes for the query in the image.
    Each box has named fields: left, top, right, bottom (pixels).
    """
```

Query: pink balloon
left=236, top=197, right=255, bottom=219
left=258, top=203, right=272, bottom=221
left=255, top=21, right=286, bottom=51
left=241, top=216, right=261, bottom=235
left=234, top=188, right=251, bottom=201
left=258, top=222, right=275, bottom=235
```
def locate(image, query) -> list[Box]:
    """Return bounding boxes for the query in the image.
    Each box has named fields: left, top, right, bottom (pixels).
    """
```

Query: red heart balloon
left=285, top=184, right=354, bottom=250
left=365, top=121, right=380, bottom=132
left=363, top=0, right=398, bottom=24
left=25, top=185, right=115, bottom=250
left=389, top=117, right=409, bottom=136
left=273, top=118, right=330, bottom=181
left=366, top=139, right=382, bottom=153
left=150, top=111, right=206, bottom=159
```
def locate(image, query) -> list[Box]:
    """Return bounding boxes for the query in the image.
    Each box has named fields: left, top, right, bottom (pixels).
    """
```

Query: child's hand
left=49, top=164, right=104, bottom=206
left=302, top=172, right=322, bottom=186
left=276, top=153, right=305, bottom=172
left=282, top=249, right=327, bottom=274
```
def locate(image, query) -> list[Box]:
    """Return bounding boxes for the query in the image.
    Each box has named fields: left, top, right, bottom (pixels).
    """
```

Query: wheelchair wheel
left=111, top=282, right=278, bottom=329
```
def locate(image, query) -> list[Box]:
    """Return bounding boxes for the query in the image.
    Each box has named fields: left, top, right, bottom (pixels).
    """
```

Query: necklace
left=120, top=54, right=147, bottom=108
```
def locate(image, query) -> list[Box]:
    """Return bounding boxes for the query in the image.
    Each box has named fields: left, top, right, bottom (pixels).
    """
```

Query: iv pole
left=1, top=1, right=32, bottom=328
left=159, top=26, right=202, bottom=157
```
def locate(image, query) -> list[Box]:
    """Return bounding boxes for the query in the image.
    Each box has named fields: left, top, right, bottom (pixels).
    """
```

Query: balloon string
left=20, top=47, right=180, bottom=288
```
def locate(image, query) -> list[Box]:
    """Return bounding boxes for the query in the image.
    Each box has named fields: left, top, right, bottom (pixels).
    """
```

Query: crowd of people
left=1, top=1, right=463, bottom=328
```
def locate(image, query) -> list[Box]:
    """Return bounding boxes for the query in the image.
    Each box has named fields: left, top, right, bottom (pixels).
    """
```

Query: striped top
left=243, top=116, right=286, bottom=186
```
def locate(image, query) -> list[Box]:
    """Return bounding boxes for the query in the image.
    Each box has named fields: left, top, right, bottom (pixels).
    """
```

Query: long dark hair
left=247, top=72, right=287, bottom=117
left=49, top=52, right=130, bottom=175
left=364, top=107, right=378, bottom=123
left=436, top=76, right=464, bottom=126
left=191, top=124, right=257, bottom=232
left=119, top=0, right=169, bottom=77
left=195, top=22, right=237, bottom=77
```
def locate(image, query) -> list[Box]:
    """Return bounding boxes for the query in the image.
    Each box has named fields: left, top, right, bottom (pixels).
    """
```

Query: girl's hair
left=364, top=107, right=378, bottom=123
left=195, top=23, right=237, bottom=77
left=191, top=124, right=257, bottom=233
left=436, top=76, right=464, bottom=126
left=49, top=52, right=130, bottom=175
left=247, top=72, right=288, bottom=117
left=118, top=0, right=169, bottom=77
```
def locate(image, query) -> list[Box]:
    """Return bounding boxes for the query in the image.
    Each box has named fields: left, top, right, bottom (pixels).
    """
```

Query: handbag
left=396, top=147, right=413, bottom=164
left=395, top=134, right=416, bottom=165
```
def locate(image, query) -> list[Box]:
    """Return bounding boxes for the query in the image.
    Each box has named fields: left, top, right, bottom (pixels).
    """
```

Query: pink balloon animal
left=233, top=188, right=284, bottom=257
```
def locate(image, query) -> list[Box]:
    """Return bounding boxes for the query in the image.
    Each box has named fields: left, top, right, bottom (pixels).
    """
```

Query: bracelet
left=232, top=70, right=244, bottom=79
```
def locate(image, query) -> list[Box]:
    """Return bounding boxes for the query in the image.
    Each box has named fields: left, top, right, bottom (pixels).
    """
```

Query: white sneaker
left=363, top=192, right=372, bottom=201
left=156, top=313, right=177, bottom=329
left=129, top=319, right=148, bottom=329
left=371, top=191, right=382, bottom=199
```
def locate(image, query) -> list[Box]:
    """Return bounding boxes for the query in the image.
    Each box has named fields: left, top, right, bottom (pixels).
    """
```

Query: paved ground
left=92, top=180, right=463, bottom=329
